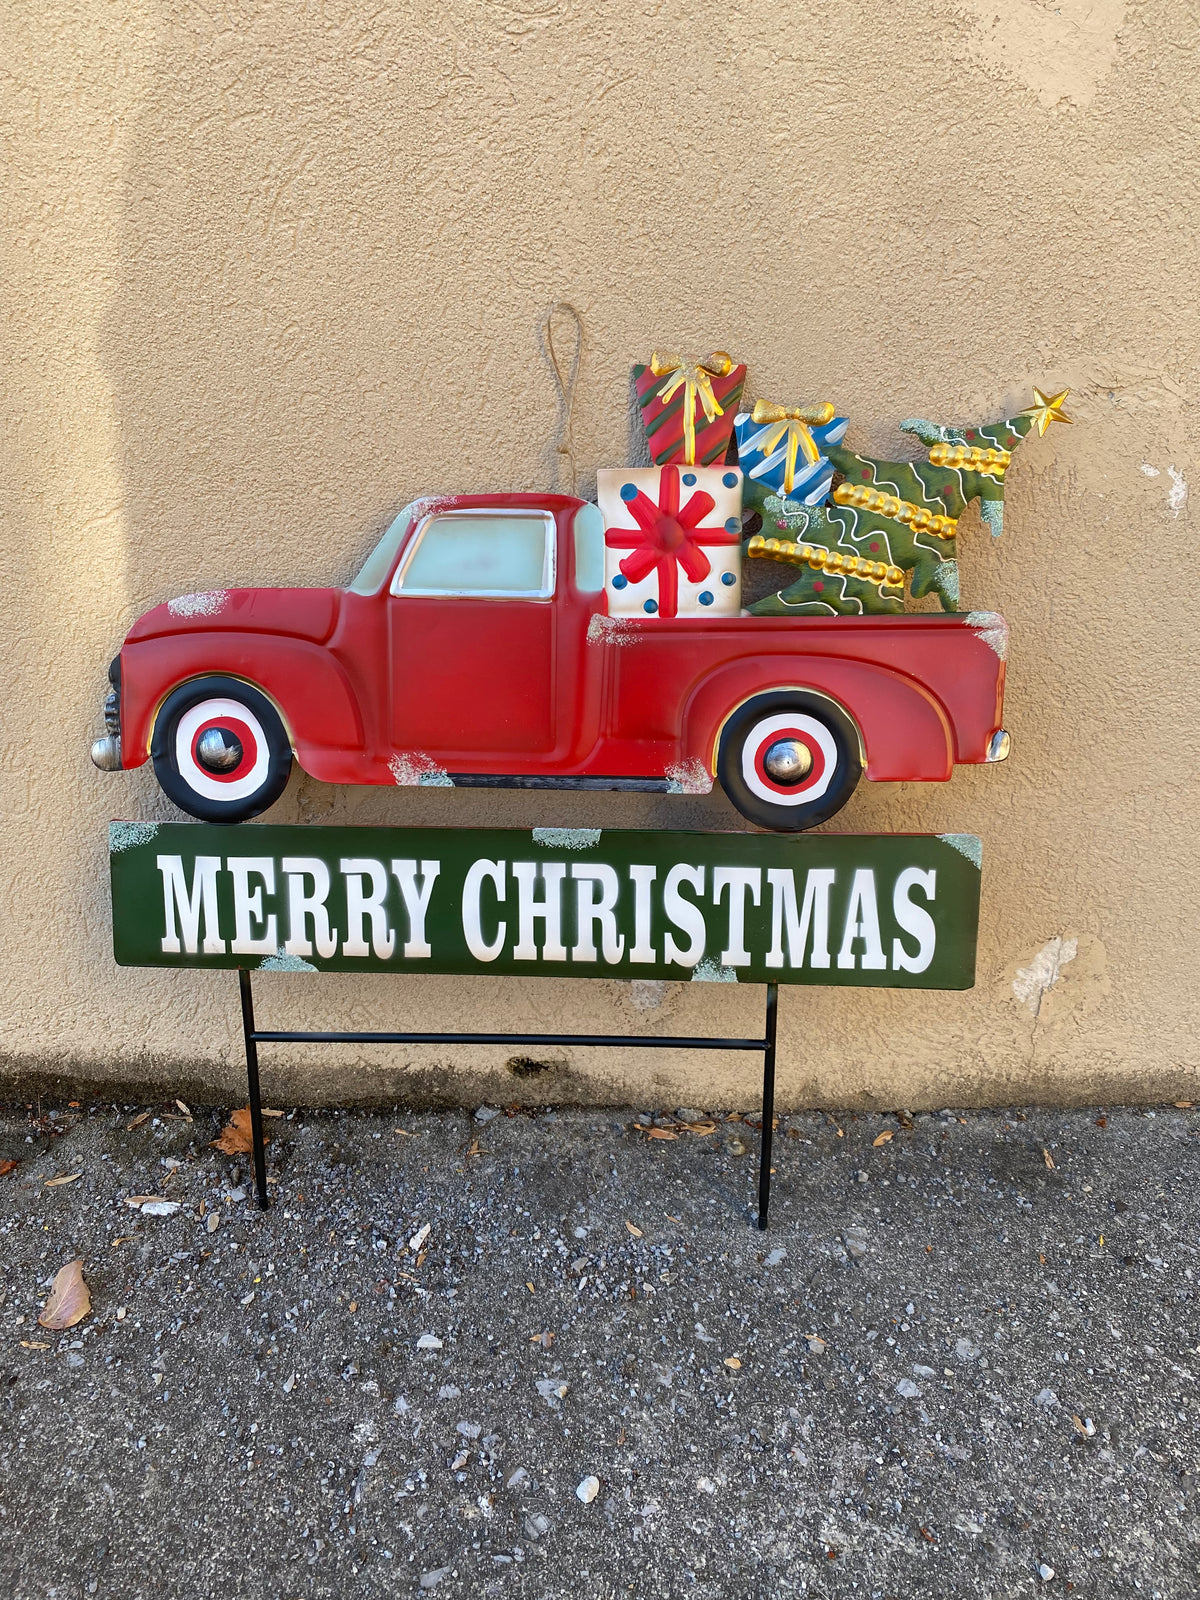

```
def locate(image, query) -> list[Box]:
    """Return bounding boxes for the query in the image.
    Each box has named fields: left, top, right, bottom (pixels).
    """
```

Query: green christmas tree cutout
left=745, top=388, right=1071, bottom=616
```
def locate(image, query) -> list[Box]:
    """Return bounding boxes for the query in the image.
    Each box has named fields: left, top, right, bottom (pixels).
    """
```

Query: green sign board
left=108, top=822, right=982, bottom=989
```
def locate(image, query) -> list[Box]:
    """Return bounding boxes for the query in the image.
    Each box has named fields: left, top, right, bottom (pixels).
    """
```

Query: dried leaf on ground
left=646, top=1128, right=678, bottom=1141
left=261, top=1108, right=285, bottom=1118
left=872, top=1131, right=894, bottom=1147
left=1043, top=1147, right=1055, bottom=1169
left=125, top=1195, right=169, bottom=1208
left=0, top=1159, right=18, bottom=1176
left=127, top=1112, right=151, bottom=1130
left=44, top=1173, right=82, bottom=1187
left=625, top=1221, right=644, bottom=1238
left=175, top=1100, right=193, bottom=1119
left=1174, top=1101, right=1193, bottom=1109
left=21, top=1340, right=51, bottom=1350
left=212, top=1107, right=267, bottom=1155
left=684, top=1123, right=717, bottom=1136
left=724, top=1356, right=742, bottom=1369
left=38, top=1259, right=91, bottom=1330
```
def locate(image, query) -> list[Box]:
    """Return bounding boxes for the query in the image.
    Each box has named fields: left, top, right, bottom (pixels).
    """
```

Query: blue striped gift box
left=734, top=410, right=849, bottom=503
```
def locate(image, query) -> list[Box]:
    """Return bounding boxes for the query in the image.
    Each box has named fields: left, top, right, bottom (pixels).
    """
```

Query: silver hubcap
left=196, top=727, right=243, bottom=773
left=763, top=738, right=813, bottom=786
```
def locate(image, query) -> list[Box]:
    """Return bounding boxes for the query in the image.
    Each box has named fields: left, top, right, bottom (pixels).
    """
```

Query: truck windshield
left=349, top=500, right=428, bottom=596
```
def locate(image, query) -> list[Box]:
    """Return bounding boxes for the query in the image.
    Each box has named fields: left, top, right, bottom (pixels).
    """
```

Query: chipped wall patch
left=691, top=957, right=737, bottom=983
left=938, top=833, right=982, bottom=869
left=979, top=500, right=1004, bottom=538
left=260, top=949, right=317, bottom=973
left=961, top=0, right=1127, bottom=113
left=531, top=828, right=601, bottom=850
left=965, top=611, right=1009, bottom=660
left=1013, top=936, right=1078, bottom=1015
left=167, top=590, right=227, bottom=619
left=389, top=753, right=454, bottom=788
left=587, top=613, right=640, bottom=646
left=626, top=979, right=669, bottom=1011
left=109, top=820, right=160, bottom=853
left=1140, top=463, right=1160, bottom=477
left=1168, top=466, right=1188, bottom=517
left=665, top=759, right=713, bottom=795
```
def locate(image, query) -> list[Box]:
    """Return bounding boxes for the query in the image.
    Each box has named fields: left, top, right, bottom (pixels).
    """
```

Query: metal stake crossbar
left=237, top=970, right=780, bottom=1229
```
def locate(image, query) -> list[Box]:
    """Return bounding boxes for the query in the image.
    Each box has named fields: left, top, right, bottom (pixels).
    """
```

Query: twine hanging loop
left=542, top=301, right=584, bottom=497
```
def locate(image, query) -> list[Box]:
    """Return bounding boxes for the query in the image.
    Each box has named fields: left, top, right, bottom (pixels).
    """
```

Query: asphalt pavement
left=1, top=1099, right=1197, bottom=1599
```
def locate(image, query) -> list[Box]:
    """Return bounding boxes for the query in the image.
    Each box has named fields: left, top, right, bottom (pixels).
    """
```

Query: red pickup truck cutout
left=91, top=489, right=1010, bottom=832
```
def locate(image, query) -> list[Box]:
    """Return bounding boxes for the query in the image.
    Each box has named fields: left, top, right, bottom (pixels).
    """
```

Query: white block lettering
left=628, top=865, right=657, bottom=963
left=157, top=854, right=225, bottom=955
left=462, top=859, right=506, bottom=962
left=837, top=868, right=887, bottom=970
left=281, top=856, right=338, bottom=959
left=512, top=862, right=568, bottom=961
left=712, top=866, right=761, bottom=966
left=663, top=863, right=706, bottom=968
left=227, top=857, right=278, bottom=956
left=571, top=864, right=625, bottom=964
left=765, top=868, right=835, bottom=969
left=340, top=857, right=395, bottom=959
left=391, top=859, right=441, bottom=959
left=892, top=867, right=937, bottom=973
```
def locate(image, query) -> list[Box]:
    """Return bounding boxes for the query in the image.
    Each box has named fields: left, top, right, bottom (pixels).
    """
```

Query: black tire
left=717, top=691, right=861, bottom=833
left=151, top=675, right=292, bottom=823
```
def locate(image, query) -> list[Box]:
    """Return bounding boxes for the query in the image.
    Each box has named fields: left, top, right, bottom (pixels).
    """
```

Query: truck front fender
left=681, top=656, right=955, bottom=782
left=119, top=633, right=366, bottom=775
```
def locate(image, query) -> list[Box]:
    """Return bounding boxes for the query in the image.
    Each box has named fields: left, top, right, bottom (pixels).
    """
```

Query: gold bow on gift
left=650, top=350, right=736, bottom=465
left=749, top=399, right=837, bottom=494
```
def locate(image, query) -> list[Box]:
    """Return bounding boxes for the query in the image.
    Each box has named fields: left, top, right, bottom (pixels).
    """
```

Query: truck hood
left=126, top=587, right=340, bottom=645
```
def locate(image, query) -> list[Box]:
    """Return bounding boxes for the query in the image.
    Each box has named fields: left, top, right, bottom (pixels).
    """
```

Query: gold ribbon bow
left=750, top=399, right=837, bottom=494
left=650, top=350, right=736, bottom=464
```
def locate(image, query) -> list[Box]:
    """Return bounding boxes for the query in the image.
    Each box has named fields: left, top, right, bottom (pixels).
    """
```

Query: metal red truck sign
left=90, top=487, right=1010, bottom=832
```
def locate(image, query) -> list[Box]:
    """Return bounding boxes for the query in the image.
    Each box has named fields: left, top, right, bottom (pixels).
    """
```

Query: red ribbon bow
left=604, top=467, right=740, bottom=618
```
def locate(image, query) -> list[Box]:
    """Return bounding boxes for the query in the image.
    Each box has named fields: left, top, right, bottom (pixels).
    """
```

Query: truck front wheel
left=151, top=676, right=292, bottom=823
left=716, top=692, right=861, bottom=832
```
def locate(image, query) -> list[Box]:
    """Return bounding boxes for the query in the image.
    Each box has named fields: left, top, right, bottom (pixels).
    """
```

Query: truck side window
left=392, top=512, right=556, bottom=598
left=572, top=502, right=606, bottom=593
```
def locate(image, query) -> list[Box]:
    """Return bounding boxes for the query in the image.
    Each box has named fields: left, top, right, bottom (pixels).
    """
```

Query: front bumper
left=91, top=734, right=122, bottom=771
left=985, top=728, right=1011, bottom=763
left=90, top=664, right=123, bottom=771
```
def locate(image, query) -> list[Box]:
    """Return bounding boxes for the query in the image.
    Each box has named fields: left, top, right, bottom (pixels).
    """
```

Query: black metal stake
left=756, top=983, right=779, bottom=1231
left=234, top=969, right=782, bottom=1228
left=238, top=969, right=269, bottom=1211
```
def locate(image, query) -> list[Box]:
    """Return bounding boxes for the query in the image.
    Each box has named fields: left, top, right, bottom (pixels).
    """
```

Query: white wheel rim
left=739, top=712, right=839, bottom=807
left=174, top=696, right=272, bottom=803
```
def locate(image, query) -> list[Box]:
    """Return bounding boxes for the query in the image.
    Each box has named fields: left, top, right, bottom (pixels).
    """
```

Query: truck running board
left=448, top=774, right=671, bottom=792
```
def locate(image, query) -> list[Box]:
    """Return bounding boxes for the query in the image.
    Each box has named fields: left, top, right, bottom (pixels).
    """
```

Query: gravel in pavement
left=0, top=1101, right=1197, bottom=1598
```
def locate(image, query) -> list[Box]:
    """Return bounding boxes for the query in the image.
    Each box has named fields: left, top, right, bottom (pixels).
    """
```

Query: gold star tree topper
left=1020, top=387, right=1072, bottom=436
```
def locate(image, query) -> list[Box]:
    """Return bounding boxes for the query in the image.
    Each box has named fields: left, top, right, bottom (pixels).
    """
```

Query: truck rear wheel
left=717, top=692, right=861, bottom=832
left=151, top=676, right=292, bottom=823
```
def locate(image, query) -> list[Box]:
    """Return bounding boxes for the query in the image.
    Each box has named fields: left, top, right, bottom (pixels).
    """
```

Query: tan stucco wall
left=3, top=0, right=1197, bottom=1109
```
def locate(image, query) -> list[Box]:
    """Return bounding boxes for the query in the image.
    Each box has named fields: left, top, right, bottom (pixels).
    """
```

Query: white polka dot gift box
left=596, top=464, right=743, bottom=619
